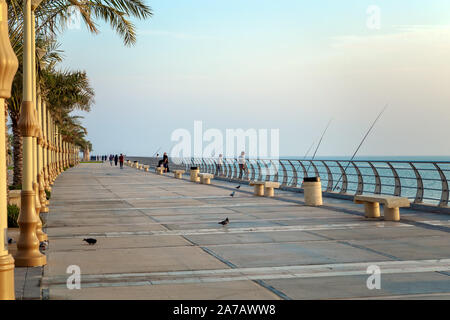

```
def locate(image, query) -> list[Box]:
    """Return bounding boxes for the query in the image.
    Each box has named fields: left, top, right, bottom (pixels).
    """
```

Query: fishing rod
left=152, top=146, right=161, bottom=157
left=332, top=104, right=388, bottom=191
left=303, top=140, right=316, bottom=160
left=305, top=118, right=333, bottom=175
left=287, top=118, right=333, bottom=186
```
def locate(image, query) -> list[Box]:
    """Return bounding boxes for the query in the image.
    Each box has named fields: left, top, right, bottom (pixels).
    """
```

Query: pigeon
left=218, top=217, right=229, bottom=226
left=83, top=238, right=97, bottom=245
left=230, top=191, right=235, bottom=197
left=235, top=185, right=241, bottom=189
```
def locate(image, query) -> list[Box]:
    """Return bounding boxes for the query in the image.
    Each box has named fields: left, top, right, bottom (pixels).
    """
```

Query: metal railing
left=126, top=156, right=450, bottom=208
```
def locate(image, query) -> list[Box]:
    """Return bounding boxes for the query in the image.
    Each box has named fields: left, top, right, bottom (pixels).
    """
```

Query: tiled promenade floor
left=40, top=163, right=450, bottom=299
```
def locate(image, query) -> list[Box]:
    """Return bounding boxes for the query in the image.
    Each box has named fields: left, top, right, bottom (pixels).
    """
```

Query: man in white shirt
left=238, top=151, right=247, bottom=179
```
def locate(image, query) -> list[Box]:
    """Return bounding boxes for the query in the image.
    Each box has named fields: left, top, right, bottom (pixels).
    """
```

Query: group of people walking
left=108, top=154, right=125, bottom=168
left=101, top=151, right=249, bottom=177
left=215, top=151, right=248, bottom=179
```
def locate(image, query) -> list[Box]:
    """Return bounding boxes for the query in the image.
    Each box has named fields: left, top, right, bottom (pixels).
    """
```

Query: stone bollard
left=156, top=167, right=165, bottom=175
left=302, top=177, right=323, bottom=206
left=190, top=167, right=200, bottom=182
left=174, top=170, right=185, bottom=179
left=364, top=202, right=381, bottom=218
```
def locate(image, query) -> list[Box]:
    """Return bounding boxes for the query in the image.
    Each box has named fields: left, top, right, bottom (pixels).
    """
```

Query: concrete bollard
left=190, top=167, right=200, bottom=182
left=383, top=207, right=399, bottom=221
left=302, top=177, right=323, bottom=206
left=174, top=170, right=185, bottom=179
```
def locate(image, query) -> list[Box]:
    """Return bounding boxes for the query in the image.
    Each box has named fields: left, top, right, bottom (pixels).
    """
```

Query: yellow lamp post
left=14, top=0, right=46, bottom=267
left=52, top=121, right=56, bottom=180
left=42, top=101, right=50, bottom=191
left=30, top=9, right=46, bottom=241
left=49, top=113, right=53, bottom=183
left=49, top=114, right=55, bottom=183
left=59, top=128, right=62, bottom=173
left=35, top=47, right=48, bottom=212
left=0, top=0, right=19, bottom=299
left=59, top=130, right=63, bottom=172
left=37, top=95, right=48, bottom=213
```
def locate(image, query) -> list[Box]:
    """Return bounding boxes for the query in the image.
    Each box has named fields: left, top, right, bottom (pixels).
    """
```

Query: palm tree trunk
left=11, top=116, right=22, bottom=187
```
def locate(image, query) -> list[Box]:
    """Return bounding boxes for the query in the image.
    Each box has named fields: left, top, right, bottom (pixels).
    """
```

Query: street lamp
left=0, top=0, right=19, bottom=300
left=14, top=0, right=46, bottom=267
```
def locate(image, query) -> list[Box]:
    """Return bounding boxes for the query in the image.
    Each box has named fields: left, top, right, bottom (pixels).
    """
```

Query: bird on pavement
left=83, top=238, right=97, bottom=245
left=236, top=185, right=241, bottom=189
left=218, top=218, right=229, bottom=226
left=230, top=191, right=235, bottom=197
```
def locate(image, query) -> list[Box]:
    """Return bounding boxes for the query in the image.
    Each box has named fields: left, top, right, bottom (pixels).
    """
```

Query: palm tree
left=40, top=68, right=95, bottom=119
left=7, top=0, right=152, bottom=183
left=9, top=0, right=153, bottom=47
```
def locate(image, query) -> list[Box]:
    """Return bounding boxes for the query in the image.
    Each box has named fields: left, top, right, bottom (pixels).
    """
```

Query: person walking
left=217, top=154, right=223, bottom=176
left=109, top=154, right=113, bottom=166
left=114, top=154, right=118, bottom=166
left=119, top=154, right=124, bottom=169
left=238, top=151, right=247, bottom=180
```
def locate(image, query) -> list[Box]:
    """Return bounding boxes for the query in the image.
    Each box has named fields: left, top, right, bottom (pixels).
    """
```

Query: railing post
left=232, top=159, right=238, bottom=179
left=256, top=160, right=262, bottom=181
left=262, top=160, right=270, bottom=181
left=433, top=163, right=449, bottom=207
left=287, top=160, right=297, bottom=187
left=387, top=162, right=401, bottom=196
left=352, top=161, right=364, bottom=195
left=409, top=162, right=424, bottom=203
left=249, top=160, right=256, bottom=181
left=280, top=161, right=288, bottom=186
left=321, top=161, right=333, bottom=192
left=271, top=160, right=279, bottom=183
left=368, top=162, right=381, bottom=194
left=336, top=162, right=348, bottom=194
left=309, top=161, right=319, bottom=177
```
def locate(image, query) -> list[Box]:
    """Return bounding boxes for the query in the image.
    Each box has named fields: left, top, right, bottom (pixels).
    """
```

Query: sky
left=58, top=0, right=450, bottom=158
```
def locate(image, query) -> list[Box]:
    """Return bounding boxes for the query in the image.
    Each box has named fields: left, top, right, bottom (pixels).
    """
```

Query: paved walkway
left=40, top=163, right=450, bottom=299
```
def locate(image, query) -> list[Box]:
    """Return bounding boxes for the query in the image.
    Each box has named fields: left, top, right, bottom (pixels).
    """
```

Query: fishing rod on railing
left=287, top=118, right=333, bottom=186
left=152, top=147, right=161, bottom=157
left=332, top=104, right=388, bottom=191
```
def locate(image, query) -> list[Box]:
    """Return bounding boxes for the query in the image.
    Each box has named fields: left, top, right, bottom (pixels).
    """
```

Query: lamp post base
left=15, top=190, right=46, bottom=267
left=0, top=254, right=15, bottom=300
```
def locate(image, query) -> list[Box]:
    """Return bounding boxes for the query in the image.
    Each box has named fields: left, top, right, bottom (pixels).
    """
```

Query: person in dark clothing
left=109, top=154, right=113, bottom=166
left=163, top=157, right=170, bottom=172
left=114, top=154, right=118, bottom=166
left=162, top=152, right=169, bottom=172
left=119, top=154, right=124, bottom=169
